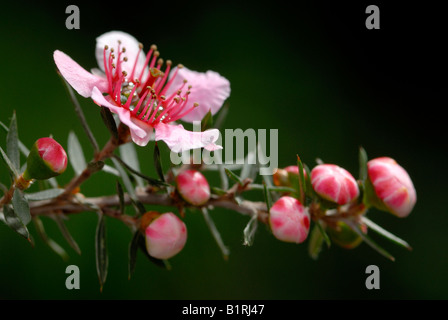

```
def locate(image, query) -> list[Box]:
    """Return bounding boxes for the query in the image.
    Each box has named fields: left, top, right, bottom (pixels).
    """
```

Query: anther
left=178, top=64, right=184, bottom=69
left=194, top=103, right=199, bottom=107
left=154, top=51, right=160, bottom=57
left=183, top=79, right=188, bottom=84
left=150, top=44, right=157, bottom=51
left=166, top=60, right=172, bottom=66
left=188, top=85, right=192, bottom=90
left=138, top=43, right=143, bottom=49
left=104, top=45, right=109, bottom=50
left=157, top=58, right=164, bottom=66
left=123, top=57, right=128, bottom=62
left=122, top=71, right=128, bottom=77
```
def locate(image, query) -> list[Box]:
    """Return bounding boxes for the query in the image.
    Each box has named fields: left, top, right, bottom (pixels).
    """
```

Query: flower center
left=102, top=41, right=197, bottom=126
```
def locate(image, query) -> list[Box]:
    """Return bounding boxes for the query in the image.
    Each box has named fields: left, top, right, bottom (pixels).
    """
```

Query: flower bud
left=176, top=169, right=210, bottom=206
left=269, top=196, right=310, bottom=243
left=311, top=164, right=359, bottom=205
left=367, top=157, right=416, bottom=218
left=273, top=165, right=306, bottom=188
left=145, top=212, right=187, bottom=260
left=23, top=137, right=68, bottom=180
left=327, top=221, right=366, bottom=249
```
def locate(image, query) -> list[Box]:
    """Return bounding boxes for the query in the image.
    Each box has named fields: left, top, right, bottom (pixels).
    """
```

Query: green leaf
left=361, top=216, right=412, bottom=251
left=211, top=186, right=228, bottom=196
left=315, top=220, right=331, bottom=248
left=225, top=168, right=242, bottom=186
left=25, top=188, right=65, bottom=201
left=0, top=146, right=19, bottom=179
left=296, top=155, right=306, bottom=204
left=240, top=147, right=257, bottom=180
left=112, top=155, right=168, bottom=187
left=111, top=157, right=137, bottom=200
left=53, top=214, right=81, bottom=255
left=201, top=109, right=213, bottom=132
left=343, top=218, right=395, bottom=261
left=0, top=120, right=29, bottom=156
left=308, top=224, right=325, bottom=260
left=262, top=182, right=271, bottom=214
left=100, top=106, right=118, bottom=140
left=120, top=143, right=144, bottom=187
left=153, top=142, right=165, bottom=182
left=68, top=131, right=87, bottom=176
left=3, top=204, right=30, bottom=242
left=358, top=146, right=368, bottom=181
left=249, top=184, right=297, bottom=194
left=201, top=208, right=230, bottom=260
left=116, top=180, right=125, bottom=215
left=95, top=213, right=108, bottom=291
left=12, top=189, right=31, bottom=225
left=128, top=231, right=140, bottom=279
left=33, top=216, right=69, bottom=261
left=6, top=111, right=20, bottom=170
left=218, top=164, right=229, bottom=190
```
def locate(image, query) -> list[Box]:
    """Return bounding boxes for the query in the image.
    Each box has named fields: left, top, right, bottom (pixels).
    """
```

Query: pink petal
left=165, top=67, right=231, bottom=123
left=54, top=50, right=108, bottom=98
left=154, top=122, right=222, bottom=153
left=95, top=31, right=148, bottom=80
left=91, top=87, right=153, bottom=146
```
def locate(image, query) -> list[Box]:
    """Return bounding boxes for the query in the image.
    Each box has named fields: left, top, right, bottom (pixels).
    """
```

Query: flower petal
left=95, top=31, right=148, bottom=79
left=154, top=122, right=222, bottom=153
left=91, top=87, right=152, bottom=146
left=54, top=50, right=108, bottom=98
left=165, top=67, right=231, bottom=123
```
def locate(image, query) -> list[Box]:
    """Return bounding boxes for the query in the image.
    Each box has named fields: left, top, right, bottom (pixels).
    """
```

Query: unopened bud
left=176, top=169, right=210, bottom=206
left=145, top=212, right=187, bottom=260
left=366, top=157, right=416, bottom=218
left=273, top=165, right=306, bottom=188
left=311, top=164, right=359, bottom=205
left=23, top=137, right=68, bottom=180
left=269, top=196, right=310, bottom=243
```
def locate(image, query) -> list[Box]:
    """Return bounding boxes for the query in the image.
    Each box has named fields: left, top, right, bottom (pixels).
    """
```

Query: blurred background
left=0, top=1, right=445, bottom=299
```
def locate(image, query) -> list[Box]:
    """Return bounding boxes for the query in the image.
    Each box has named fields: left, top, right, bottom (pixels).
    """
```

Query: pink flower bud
left=367, top=157, right=416, bottom=218
left=23, top=137, right=68, bottom=180
left=145, top=212, right=187, bottom=260
left=311, top=164, right=359, bottom=205
left=269, top=196, right=310, bottom=243
left=176, top=169, right=210, bottom=206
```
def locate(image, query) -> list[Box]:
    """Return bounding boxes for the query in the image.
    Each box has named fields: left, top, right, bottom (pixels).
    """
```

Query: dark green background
left=0, top=1, right=445, bottom=300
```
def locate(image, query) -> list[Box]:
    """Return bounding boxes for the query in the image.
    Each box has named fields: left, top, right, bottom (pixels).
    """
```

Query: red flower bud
left=23, top=137, right=68, bottom=180
left=176, top=169, right=210, bottom=206
left=269, top=196, right=310, bottom=243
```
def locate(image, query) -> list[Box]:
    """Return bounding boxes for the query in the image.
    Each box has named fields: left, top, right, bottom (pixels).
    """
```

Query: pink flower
left=24, top=137, right=68, bottom=180
left=54, top=31, right=230, bottom=151
left=367, top=157, right=416, bottom=218
left=145, top=212, right=187, bottom=260
left=311, top=164, right=359, bottom=205
left=176, top=169, right=210, bottom=206
left=269, top=196, right=310, bottom=243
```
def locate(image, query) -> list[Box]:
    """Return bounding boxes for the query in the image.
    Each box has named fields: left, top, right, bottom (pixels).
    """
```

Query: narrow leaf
left=240, top=147, right=257, bottom=180
left=343, top=218, right=395, bottom=261
left=243, top=213, right=258, bottom=246
left=6, top=111, right=20, bottom=170
left=112, top=155, right=168, bottom=187
left=0, top=121, right=29, bottom=156
left=120, top=143, right=144, bottom=187
left=58, top=74, right=100, bottom=152
left=218, top=164, right=229, bottom=190
left=33, top=216, right=69, bottom=261
left=111, top=157, right=137, bottom=200
left=25, top=188, right=65, bottom=201
left=296, top=155, right=306, bottom=204
left=100, top=106, right=118, bottom=140
left=68, top=131, right=87, bottom=176
left=225, top=168, right=242, bottom=186
left=359, top=146, right=368, bottom=181
left=362, top=216, right=412, bottom=251
left=214, top=102, right=229, bottom=131
left=308, top=224, right=325, bottom=260
left=153, top=142, right=165, bottom=182
left=116, top=180, right=125, bottom=215
left=102, top=164, right=120, bottom=176
left=201, top=208, right=230, bottom=260
left=95, top=213, right=108, bottom=291
left=315, top=220, right=331, bottom=248
left=12, top=189, right=31, bottom=225
left=53, top=214, right=81, bottom=255
left=201, top=109, right=213, bottom=132
left=3, top=205, right=30, bottom=242
left=128, top=231, right=140, bottom=279
left=0, top=146, right=19, bottom=178
left=262, top=182, right=271, bottom=214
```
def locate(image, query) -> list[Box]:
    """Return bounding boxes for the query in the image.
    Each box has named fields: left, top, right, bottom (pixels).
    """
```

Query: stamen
left=129, top=43, right=143, bottom=80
